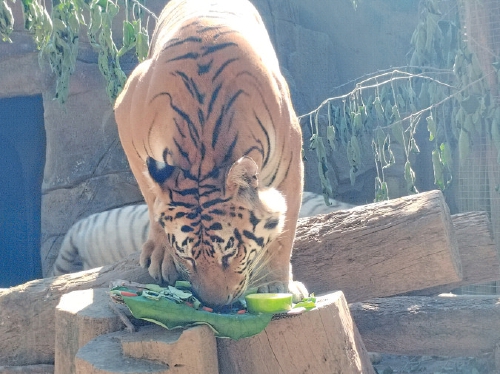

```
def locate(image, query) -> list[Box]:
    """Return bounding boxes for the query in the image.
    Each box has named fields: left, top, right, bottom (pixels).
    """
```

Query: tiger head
left=147, top=156, right=287, bottom=307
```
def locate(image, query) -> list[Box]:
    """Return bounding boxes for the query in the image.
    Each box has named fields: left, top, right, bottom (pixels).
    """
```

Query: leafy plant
left=0, top=0, right=155, bottom=103
left=302, top=0, right=500, bottom=202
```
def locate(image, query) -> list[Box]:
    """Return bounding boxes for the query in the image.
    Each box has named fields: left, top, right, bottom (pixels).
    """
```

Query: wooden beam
left=350, top=294, right=500, bottom=357
left=0, top=191, right=486, bottom=365
left=218, top=291, right=375, bottom=374
left=292, top=190, right=462, bottom=302
left=0, top=256, right=154, bottom=366
left=405, top=211, right=499, bottom=295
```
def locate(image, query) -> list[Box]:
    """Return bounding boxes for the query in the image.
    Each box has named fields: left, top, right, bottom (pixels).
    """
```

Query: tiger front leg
left=140, top=221, right=180, bottom=285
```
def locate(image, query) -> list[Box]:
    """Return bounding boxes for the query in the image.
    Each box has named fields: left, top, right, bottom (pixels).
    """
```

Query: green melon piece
left=245, top=293, right=293, bottom=314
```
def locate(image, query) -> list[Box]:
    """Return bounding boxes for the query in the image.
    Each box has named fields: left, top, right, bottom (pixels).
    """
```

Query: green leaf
left=353, top=112, right=363, bottom=134
left=439, top=142, right=453, bottom=168
left=136, top=30, right=150, bottom=62
left=373, top=96, right=384, bottom=122
left=293, top=297, right=317, bottom=310
left=0, top=0, right=14, bottom=42
left=426, top=114, right=436, bottom=141
left=404, top=161, right=417, bottom=193
left=432, top=149, right=444, bottom=190
left=326, top=125, right=336, bottom=151
left=374, top=177, right=388, bottom=202
left=460, top=95, right=480, bottom=115
left=122, top=20, right=135, bottom=50
left=117, top=287, right=273, bottom=340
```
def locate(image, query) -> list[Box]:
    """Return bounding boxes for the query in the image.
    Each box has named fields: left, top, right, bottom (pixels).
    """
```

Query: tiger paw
left=287, top=280, right=309, bottom=303
left=140, top=240, right=179, bottom=284
left=257, top=280, right=309, bottom=303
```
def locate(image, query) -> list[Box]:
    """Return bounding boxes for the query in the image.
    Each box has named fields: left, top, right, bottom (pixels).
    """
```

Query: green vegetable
left=118, top=287, right=272, bottom=340
left=245, top=293, right=293, bottom=314
left=175, top=280, right=192, bottom=289
left=293, top=297, right=317, bottom=310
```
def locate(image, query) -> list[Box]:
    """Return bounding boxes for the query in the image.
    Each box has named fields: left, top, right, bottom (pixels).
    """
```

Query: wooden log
left=218, top=291, right=375, bottom=374
left=0, top=190, right=470, bottom=365
left=0, top=365, right=54, bottom=374
left=350, top=294, right=500, bottom=357
left=54, top=289, right=124, bottom=374
left=0, top=255, right=154, bottom=366
left=405, top=211, right=500, bottom=296
left=75, top=325, right=218, bottom=374
left=292, top=190, right=462, bottom=301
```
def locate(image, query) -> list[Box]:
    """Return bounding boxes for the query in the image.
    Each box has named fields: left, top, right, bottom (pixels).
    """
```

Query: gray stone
left=0, top=0, right=418, bottom=276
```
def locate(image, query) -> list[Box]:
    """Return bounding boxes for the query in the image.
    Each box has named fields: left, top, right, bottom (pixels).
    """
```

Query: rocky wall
left=0, top=0, right=418, bottom=277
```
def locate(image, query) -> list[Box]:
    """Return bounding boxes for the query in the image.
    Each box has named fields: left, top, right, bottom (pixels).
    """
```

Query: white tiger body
left=50, top=192, right=354, bottom=276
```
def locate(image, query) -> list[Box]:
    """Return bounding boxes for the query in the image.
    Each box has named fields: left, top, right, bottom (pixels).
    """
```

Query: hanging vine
left=0, top=0, right=155, bottom=103
left=302, top=0, right=500, bottom=202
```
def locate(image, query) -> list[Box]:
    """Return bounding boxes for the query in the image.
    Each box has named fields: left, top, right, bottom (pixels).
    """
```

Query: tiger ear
left=226, top=157, right=259, bottom=195
left=147, top=157, right=176, bottom=185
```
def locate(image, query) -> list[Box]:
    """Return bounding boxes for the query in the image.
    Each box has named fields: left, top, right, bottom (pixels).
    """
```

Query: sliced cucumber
left=245, top=293, right=293, bottom=314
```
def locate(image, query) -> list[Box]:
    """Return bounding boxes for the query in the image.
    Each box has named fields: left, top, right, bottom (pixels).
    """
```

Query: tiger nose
left=192, top=284, right=235, bottom=307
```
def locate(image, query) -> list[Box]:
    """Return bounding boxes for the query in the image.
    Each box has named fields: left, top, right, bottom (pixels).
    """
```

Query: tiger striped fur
left=114, top=0, right=305, bottom=306
left=50, top=192, right=354, bottom=276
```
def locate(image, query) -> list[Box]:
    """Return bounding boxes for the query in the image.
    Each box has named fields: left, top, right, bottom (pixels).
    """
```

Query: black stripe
left=242, top=145, right=264, bottom=160
left=150, top=93, right=198, bottom=145
left=196, top=25, right=220, bottom=34
left=202, top=197, right=231, bottom=210
left=169, top=200, right=196, bottom=209
left=212, top=58, right=238, bottom=82
left=208, top=222, right=223, bottom=231
left=268, top=142, right=290, bottom=186
left=174, top=138, right=190, bottom=163
left=234, top=228, right=243, bottom=244
left=243, top=230, right=264, bottom=247
left=170, top=101, right=200, bottom=145
left=198, top=60, right=213, bottom=75
left=212, top=107, right=224, bottom=149
left=202, top=42, right=237, bottom=56
left=173, top=187, right=199, bottom=197
left=168, top=52, right=200, bottom=62
left=209, top=209, right=226, bottom=216
left=198, top=108, right=205, bottom=127
left=282, top=156, right=294, bottom=182
left=264, top=218, right=279, bottom=230
left=190, top=78, right=205, bottom=104
left=181, top=168, right=198, bottom=182
left=207, top=83, right=222, bottom=119
left=201, top=167, right=220, bottom=182
left=60, top=235, right=78, bottom=263
left=200, top=143, right=206, bottom=161
left=226, top=89, right=245, bottom=112
left=200, top=186, right=219, bottom=197
left=249, top=211, right=260, bottom=231
left=174, top=118, right=187, bottom=138
left=254, top=114, right=271, bottom=167
left=174, top=70, right=206, bottom=105
left=164, top=35, right=202, bottom=51
left=222, top=134, right=238, bottom=164
left=175, top=71, right=195, bottom=99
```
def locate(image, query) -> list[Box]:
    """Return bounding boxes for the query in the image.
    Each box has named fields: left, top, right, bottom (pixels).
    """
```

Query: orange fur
left=114, top=0, right=305, bottom=306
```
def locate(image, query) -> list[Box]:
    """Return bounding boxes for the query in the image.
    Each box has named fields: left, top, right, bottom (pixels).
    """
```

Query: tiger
left=49, top=192, right=354, bottom=276
left=113, top=0, right=305, bottom=306
left=49, top=204, right=150, bottom=276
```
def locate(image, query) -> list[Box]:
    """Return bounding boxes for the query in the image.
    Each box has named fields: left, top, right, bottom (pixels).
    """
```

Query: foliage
left=301, top=0, right=500, bottom=201
left=0, top=0, right=155, bottom=103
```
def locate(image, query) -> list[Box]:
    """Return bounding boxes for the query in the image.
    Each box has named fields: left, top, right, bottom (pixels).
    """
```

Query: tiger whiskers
left=247, top=249, right=274, bottom=289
